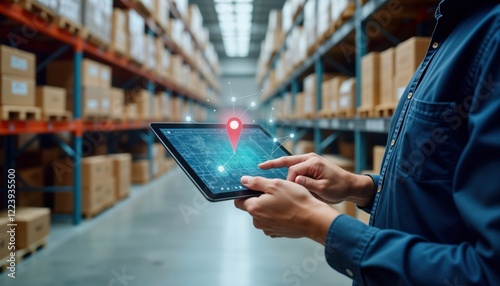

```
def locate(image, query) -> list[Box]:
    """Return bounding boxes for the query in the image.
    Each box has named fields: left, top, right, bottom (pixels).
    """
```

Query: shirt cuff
left=324, top=214, right=378, bottom=284
left=358, top=174, right=379, bottom=213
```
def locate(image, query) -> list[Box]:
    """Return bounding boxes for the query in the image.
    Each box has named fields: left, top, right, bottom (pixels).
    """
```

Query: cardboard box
left=0, top=217, right=8, bottom=259
left=304, top=73, right=336, bottom=116
left=296, top=141, right=315, bottom=154
left=66, top=87, right=101, bottom=118
left=127, top=10, right=145, bottom=63
left=361, top=52, right=380, bottom=108
left=322, top=76, right=349, bottom=114
left=132, top=160, right=150, bottom=184
left=11, top=208, right=50, bottom=249
left=125, top=89, right=150, bottom=120
left=47, top=59, right=101, bottom=89
left=394, top=37, right=430, bottom=100
left=82, top=0, right=113, bottom=45
left=154, top=0, right=170, bottom=29
left=0, top=45, right=36, bottom=78
left=338, top=78, right=356, bottom=116
left=153, top=95, right=162, bottom=120
left=35, top=86, right=66, bottom=111
left=295, top=92, right=304, bottom=119
left=100, top=88, right=111, bottom=116
left=332, top=201, right=357, bottom=217
left=125, top=103, right=138, bottom=121
left=99, top=64, right=112, bottom=88
left=0, top=75, right=35, bottom=106
left=322, top=154, right=355, bottom=172
left=357, top=210, right=371, bottom=225
left=54, top=179, right=115, bottom=215
left=108, top=153, right=131, bottom=199
left=110, top=88, right=124, bottom=120
left=339, top=137, right=355, bottom=160
left=111, top=9, right=129, bottom=56
left=171, top=96, right=184, bottom=121
left=18, top=191, right=44, bottom=207
left=373, top=146, right=386, bottom=174
left=159, top=93, right=171, bottom=119
left=58, top=0, right=82, bottom=25
left=379, top=48, right=395, bottom=104
left=52, top=156, right=113, bottom=187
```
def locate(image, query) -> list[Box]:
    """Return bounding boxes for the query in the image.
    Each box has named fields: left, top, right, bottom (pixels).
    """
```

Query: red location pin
left=226, top=117, right=242, bottom=153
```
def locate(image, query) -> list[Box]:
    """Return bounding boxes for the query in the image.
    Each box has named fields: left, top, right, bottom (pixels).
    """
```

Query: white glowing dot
left=269, top=119, right=273, bottom=123
left=231, top=97, right=236, bottom=102
left=207, top=99, right=210, bottom=102
left=251, top=102, right=256, bottom=107
left=218, top=166, right=225, bottom=172
left=213, top=109, right=216, bottom=112
left=230, top=120, right=239, bottom=130
left=185, top=116, right=192, bottom=122
left=273, top=138, right=278, bottom=142
left=272, top=107, right=275, bottom=110
left=290, top=133, right=295, bottom=138
left=252, top=120, right=255, bottom=123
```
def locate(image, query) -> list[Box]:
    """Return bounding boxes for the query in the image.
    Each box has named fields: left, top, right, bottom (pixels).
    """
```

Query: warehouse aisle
left=0, top=168, right=352, bottom=286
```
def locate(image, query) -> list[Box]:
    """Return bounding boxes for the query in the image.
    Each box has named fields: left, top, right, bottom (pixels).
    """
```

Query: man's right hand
left=259, top=153, right=375, bottom=207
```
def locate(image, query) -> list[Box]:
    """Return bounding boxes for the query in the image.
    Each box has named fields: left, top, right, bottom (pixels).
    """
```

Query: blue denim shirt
left=325, top=1, right=500, bottom=285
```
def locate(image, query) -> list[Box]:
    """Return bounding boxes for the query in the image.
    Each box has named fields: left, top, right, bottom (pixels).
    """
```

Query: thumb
left=295, top=176, right=320, bottom=191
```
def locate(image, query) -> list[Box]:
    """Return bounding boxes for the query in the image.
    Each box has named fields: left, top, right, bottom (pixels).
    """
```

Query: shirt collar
left=435, top=0, right=490, bottom=20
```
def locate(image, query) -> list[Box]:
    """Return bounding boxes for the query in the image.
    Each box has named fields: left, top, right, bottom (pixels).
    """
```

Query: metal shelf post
left=147, top=80, right=155, bottom=180
left=314, top=59, right=324, bottom=154
left=72, top=44, right=83, bottom=225
left=355, top=0, right=368, bottom=174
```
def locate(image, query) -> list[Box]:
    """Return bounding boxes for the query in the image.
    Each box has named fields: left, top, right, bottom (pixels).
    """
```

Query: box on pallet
left=54, top=156, right=115, bottom=216
left=108, top=153, right=131, bottom=200
left=174, top=0, right=189, bottom=18
left=145, top=33, right=156, bottom=70
left=373, top=146, right=386, bottom=174
left=67, top=87, right=108, bottom=119
left=125, top=89, right=150, bottom=120
left=0, top=75, right=35, bottom=106
left=379, top=48, right=395, bottom=105
left=303, top=73, right=336, bottom=117
left=156, top=39, right=170, bottom=77
left=339, top=137, right=355, bottom=159
left=338, top=78, right=356, bottom=117
left=112, top=9, right=129, bottom=56
left=110, top=88, right=124, bottom=120
left=125, top=103, right=138, bottom=121
left=317, top=0, right=332, bottom=38
left=47, top=59, right=104, bottom=89
left=321, top=76, right=349, bottom=116
left=58, top=0, right=82, bottom=25
left=171, top=96, right=185, bottom=121
left=294, top=92, right=304, bottom=119
left=132, top=160, right=150, bottom=184
left=304, top=0, right=316, bottom=50
left=395, top=37, right=430, bottom=100
left=154, top=0, right=170, bottom=29
left=361, top=52, right=380, bottom=109
left=83, top=0, right=113, bottom=45
left=36, top=86, right=66, bottom=112
left=0, top=45, right=35, bottom=78
left=127, top=10, right=146, bottom=63
left=0, top=207, right=50, bottom=249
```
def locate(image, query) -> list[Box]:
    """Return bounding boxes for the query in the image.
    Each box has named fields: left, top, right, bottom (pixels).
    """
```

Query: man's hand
left=234, top=176, right=339, bottom=245
left=259, top=153, right=374, bottom=207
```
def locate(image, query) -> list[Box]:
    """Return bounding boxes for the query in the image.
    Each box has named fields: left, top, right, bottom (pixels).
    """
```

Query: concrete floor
left=1, top=167, right=352, bottom=286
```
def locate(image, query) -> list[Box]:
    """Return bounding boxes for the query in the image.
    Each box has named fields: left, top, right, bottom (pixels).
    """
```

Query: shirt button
left=346, top=268, right=354, bottom=277
left=390, top=139, right=396, bottom=147
left=377, top=186, right=382, bottom=193
left=407, top=92, right=413, bottom=99
left=432, top=42, right=439, bottom=49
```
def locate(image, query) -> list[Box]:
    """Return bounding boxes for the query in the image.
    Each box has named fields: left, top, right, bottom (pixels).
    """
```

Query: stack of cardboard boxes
left=111, top=8, right=129, bottom=57
left=156, top=38, right=171, bottom=79
left=109, top=153, right=132, bottom=200
left=127, top=9, right=146, bottom=64
left=303, top=73, right=335, bottom=118
left=58, top=0, right=82, bottom=26
left=153, top=0, right=170, bottom=31
left=35, top=86, right=70, bottom=120
left=83, top=0, right=113, bottom=46
left=54, top=156, right=116, bottom=218
left=125, top=89, right=150, bottom=121
left=145, top=33, right=156, bottom=71
left=359, top=37, right=430, bottom=117
left=337, top=78, right=357, bottom=117
left=47, top=58, right=113, bottom=120
left=0, top=45, right=39, bottom=120
left=304, top=0, right=316, bottom=52
left=320, top=76, right=348, bottom=117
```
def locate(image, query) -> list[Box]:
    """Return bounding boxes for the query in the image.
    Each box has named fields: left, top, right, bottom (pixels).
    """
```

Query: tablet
left=150, top=123, right=292, bottom=201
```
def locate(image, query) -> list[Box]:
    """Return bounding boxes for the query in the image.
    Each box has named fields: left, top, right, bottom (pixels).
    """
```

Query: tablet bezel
left=150, top=122, right=292, bottom=202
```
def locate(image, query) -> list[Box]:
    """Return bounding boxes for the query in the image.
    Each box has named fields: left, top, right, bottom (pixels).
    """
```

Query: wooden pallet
left=304, top=113, right=316, bottom=119
left=16, top=0, right=56, bottom=21
left=375, top=103, right=397, bottom=117
left=55, top=16, right=87, bottom=37
left=42, top=110, right=72, bottom=121
left=336, top=109, right=356, bottom=118
left=0, top=105, right=41, bottom=120
left=85, top=33, right=110, bottom=51
left=334, top=4, right=356, bottom=29
left=357, top=106, right=376, bottom=118
left=319, top=110, right=336, bottom=118
left=16, top=237, right=47, bottom=261
left=83, top=115, right=111, bottom=122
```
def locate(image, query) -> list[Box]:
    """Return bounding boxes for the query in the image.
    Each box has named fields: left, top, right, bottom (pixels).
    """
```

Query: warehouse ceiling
left=189, top=0, right=286, bottom=60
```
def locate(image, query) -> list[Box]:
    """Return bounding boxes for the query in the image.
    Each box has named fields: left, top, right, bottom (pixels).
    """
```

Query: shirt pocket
left=396, top=97, right=458, bottom=180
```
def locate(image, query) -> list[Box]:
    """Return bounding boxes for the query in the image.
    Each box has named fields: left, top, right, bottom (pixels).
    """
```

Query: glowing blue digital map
left=161, top=128, right=289, bottom=194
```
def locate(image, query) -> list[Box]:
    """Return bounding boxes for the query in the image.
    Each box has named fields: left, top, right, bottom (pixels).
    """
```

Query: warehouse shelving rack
left=0, top=0, right=220, bottom=225
left=260, top=0, right=438, bottom=173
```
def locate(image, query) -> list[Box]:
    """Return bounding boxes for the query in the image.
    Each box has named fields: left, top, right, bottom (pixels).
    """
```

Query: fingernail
left=241, top=176, right=251, bottom=184
left=296, top=176, right=305, bottom=185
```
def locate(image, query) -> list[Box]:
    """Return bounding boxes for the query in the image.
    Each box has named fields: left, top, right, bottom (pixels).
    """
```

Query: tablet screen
left=160, top=127, right=289, bottom=194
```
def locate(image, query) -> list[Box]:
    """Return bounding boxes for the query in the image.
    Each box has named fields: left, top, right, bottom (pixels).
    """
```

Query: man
left=235, top=0, right=500, bottom=285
